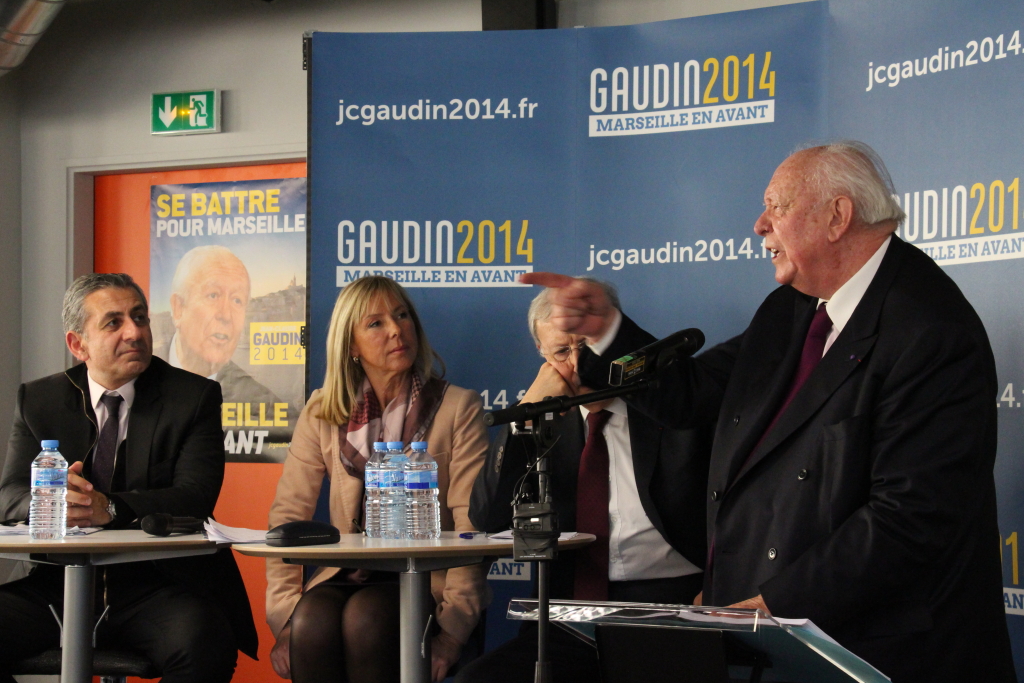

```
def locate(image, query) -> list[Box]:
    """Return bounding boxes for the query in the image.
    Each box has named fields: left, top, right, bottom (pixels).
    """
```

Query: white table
left=0, top=529, right=219, bottom=683
left=236, top=531, right=595, bottom=683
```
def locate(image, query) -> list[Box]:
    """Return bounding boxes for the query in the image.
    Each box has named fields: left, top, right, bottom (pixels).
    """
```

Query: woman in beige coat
left=267, top=276, right=490, bottom=683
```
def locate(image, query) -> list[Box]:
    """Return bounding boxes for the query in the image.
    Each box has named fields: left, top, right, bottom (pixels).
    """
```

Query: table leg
left=400, top=569, right=431, bottom=683
left=62, top=563, right=95, bottom=683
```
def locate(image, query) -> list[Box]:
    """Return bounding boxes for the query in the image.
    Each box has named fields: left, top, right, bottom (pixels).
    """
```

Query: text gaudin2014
left=588, top=52, right=776, bottom=138
left=336, top=218, right=534, bottom=288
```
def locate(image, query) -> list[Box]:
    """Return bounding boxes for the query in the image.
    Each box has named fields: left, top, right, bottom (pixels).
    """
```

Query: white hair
left=796, top=140, right=906, bottom=227
left=526, top=277, right=620, bottom=351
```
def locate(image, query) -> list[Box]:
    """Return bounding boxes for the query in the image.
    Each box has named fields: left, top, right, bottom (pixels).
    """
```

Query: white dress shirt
left=580, top=398, right=701, bottom=581
left=818, top=235, right=891, bottom=356
left=87, top=371, right=136, bottom=452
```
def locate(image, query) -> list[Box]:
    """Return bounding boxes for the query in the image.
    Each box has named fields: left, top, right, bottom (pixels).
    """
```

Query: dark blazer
left=578, top=236, right=1014, bottom=683
left=0, top=356, right=259, bottom=659
left=470, top=402, right=712, bottom=599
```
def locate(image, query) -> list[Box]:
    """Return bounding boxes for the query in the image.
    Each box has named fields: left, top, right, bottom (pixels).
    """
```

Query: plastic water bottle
left=29, top=440, right=68, bottom=540
left=380, top=441, right=408, bottom=539
left=363, top=442, right=387, bottom=538
left=405, top=441, right=440, bottom=540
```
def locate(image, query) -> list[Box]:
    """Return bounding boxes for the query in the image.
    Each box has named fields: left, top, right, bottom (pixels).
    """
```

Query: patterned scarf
left=338, top=373, right=449, bottom=478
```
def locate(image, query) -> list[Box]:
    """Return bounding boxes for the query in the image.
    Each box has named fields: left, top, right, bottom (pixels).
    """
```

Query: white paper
left=486, top=530, right=578, bottom=541
left=203, top=518, right=267, bottom=543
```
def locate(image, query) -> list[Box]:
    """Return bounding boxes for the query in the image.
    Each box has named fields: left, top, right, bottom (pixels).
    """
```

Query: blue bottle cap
left=373, top=442, right=387, bottom=450
left=411, top=441, right=428, bottom=450
left=386, top=441, right=404, bottom=449
left=41, top=440, right=59, bottom=449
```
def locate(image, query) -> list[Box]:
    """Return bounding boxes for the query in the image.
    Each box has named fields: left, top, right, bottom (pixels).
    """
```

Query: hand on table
left=519, top=272, right=616, bottom=342
left=727, top=594, right=771, bottom=615
left=271, top=624, right=292, bottom=679
left=431, top=629, right=463, bottom=683
left=65, top=461, right=112, bottom=527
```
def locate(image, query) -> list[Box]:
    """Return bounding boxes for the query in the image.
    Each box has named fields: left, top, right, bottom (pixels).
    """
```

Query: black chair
left=10, top=648, right=159, bottom=683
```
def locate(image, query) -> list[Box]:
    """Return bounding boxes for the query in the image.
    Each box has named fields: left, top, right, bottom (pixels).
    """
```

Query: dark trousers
left=454, top=572, right=704, bottom=683
left=0, top=563, right=238, bottom=683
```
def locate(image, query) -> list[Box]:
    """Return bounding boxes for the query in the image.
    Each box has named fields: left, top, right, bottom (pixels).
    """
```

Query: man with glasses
left=460, top=280, right=712, bottom=683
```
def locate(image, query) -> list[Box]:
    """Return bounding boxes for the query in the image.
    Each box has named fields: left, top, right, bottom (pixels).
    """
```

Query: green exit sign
left=151, top=90, right=220, bottom=135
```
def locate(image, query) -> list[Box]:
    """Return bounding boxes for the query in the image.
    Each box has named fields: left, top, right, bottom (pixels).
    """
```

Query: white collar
left=818, top=235, right=891, bottom=335
left=580, top=396, right=627, bottom=421
left=86, top=370, right=137, bottom=413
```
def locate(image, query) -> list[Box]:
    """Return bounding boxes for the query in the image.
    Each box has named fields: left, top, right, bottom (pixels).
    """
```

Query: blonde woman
left=267, top=277, right=490, bottom=683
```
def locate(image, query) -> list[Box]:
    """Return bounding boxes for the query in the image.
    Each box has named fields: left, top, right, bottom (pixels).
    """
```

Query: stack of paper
left=203, top=518, right=268, bottom=543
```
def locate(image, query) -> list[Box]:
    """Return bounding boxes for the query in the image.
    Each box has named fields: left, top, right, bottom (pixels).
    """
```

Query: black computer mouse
left=266, top=520, right=341, bottom=547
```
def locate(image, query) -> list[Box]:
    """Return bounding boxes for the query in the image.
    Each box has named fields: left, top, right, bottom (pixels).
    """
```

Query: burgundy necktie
left=93, top=393, right=123, bottom=493
left=748, top=302, right=834, bottom=462
left=574, top=409, right=612, bottom=601
left=707, top=303, right=833, bottom=583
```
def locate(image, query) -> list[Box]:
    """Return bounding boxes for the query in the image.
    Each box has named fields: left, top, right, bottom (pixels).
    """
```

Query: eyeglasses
left=546, top=340, right=587, bottom=363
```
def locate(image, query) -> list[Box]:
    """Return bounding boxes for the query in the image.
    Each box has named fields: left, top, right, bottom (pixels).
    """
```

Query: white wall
left=16, top=0, right=481, bottom=383
left=557, top=0, right=811, bottom=26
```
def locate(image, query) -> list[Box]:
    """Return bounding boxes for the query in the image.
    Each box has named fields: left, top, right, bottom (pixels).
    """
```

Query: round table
left=236, top=531, right=594, bottom=683
left=0, top=529, right=219, bottom=683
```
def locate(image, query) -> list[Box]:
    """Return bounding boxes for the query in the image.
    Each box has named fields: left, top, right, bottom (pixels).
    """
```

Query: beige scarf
left=337, top=374, right=449, bottom=478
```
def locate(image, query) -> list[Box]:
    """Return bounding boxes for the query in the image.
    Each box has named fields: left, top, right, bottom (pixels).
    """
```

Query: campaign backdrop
left=308, top=0, right=1024, bottom=672
left=150, top=178, right=307, bottom=463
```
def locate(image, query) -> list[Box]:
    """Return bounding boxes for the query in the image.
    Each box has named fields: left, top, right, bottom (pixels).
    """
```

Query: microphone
left=608, top=328, right=705, bottom=386
left=141, top=513, right=205, bottom=537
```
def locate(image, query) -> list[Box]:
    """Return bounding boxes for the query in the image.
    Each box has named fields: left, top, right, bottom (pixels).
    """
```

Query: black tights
left=289, top=581, right=401, bottom=683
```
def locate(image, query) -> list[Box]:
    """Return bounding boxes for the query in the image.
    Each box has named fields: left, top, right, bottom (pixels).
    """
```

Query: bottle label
left=405, top=470, right=439, bottom=490
left=381, top=471, right=404, bottom=489
left=32, top=468, right=67, bottom=488
left=365, top=470, right=380, bottom=488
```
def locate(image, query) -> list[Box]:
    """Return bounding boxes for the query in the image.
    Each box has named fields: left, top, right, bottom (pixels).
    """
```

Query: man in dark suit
left=458, top=282, right=711, bottom=683
left=523, top=142, right=1015, bottom=683
left=0, top=273, right=258, bottom=683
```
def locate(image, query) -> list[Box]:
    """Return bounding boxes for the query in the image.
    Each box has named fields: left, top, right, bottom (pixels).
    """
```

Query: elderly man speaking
left=524, top=142, right=1014, bottom=683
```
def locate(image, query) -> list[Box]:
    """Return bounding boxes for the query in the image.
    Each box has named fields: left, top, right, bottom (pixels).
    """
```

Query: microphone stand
left=486, top=377, right=658, bottom=683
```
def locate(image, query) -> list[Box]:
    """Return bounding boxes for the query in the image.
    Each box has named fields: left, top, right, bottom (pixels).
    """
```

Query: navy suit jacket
left=578, top=236, right=1014, bottom=683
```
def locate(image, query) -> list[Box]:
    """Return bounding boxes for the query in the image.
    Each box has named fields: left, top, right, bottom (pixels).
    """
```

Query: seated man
left=457, top=282, right=712, bottom=683
left=0, top=273, right=257, bottom=683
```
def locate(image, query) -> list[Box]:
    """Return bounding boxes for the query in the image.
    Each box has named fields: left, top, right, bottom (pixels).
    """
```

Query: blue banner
left=308, top=1, right=1024, bottom=673
left=827, top=0, right=1024, bottom=672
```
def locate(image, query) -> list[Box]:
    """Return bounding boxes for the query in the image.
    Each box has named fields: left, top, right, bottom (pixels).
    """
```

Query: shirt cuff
left=587, top=308, right=622, bottom=356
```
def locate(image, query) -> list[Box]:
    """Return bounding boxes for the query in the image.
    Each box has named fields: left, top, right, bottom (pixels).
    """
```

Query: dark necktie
left=748, top=302, right=834, bottom=462
left=93, top=393, right=123, bottom=493
left=574, top=409, right=612, bottom=601
left=707, top=303, right=833, bottom=585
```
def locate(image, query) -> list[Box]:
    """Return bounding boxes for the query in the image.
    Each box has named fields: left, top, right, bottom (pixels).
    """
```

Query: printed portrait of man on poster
left=149, top=177, right=306, bottom=463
